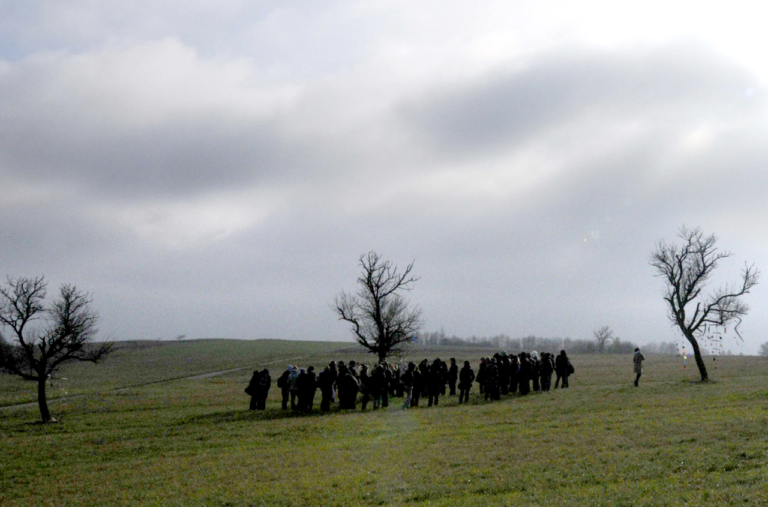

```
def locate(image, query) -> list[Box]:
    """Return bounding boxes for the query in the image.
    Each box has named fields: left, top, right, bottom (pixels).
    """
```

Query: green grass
left=0, top=339, right=349, bottom=407
left=2, top=340, right=768, bottom=506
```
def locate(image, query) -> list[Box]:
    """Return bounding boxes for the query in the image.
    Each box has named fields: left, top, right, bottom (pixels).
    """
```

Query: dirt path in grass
left=0, top=352, right=343, bottom=412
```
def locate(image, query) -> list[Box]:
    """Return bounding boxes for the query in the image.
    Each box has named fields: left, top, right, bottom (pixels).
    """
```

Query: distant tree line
left=414, top=330, right=679, bottom=355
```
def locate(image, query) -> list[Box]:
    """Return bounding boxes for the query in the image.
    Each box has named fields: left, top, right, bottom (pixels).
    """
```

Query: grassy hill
left=2, top=340, right=768, bottom=506
left=0, top=338, right=351, bottom=407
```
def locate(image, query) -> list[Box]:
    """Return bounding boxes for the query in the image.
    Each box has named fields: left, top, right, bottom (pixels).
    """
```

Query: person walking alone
left=633, top=348, right=645, bottom=387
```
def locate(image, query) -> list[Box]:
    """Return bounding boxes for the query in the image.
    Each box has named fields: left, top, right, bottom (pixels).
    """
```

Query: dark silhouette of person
left=498, top=352, right=510, bottom=396
left=380, top=362, right=391, bottom=407
left=297, top=366, right=317, bottom=413
left=247, top=370, right=261, bottom=410
left=485, top=358, right=500, bottom=400
left=256, top=369, right=271, bottom=410
left=555, top=350, right=570, bottom=388
left=371, top=364, right=386, bottom=409
left=633, top=348, right=645, bottom=387
left=530, top=351, right=542, bottom=392
left=476, top=357, right=487, bottom=394
left=289, top=367, right=301, bottom=410
left=518, top=353, right=531, bottom=395
left=394, top=364, right=404, bottom=398
left=277, top=366, right=292, bottom=410
left=338, top=365, right=359, bottom=409
left=540, top=353, right=554, bottom=391
left=428, top=358, right=442, bottom=407
left=458, top=361, right=475, bottom=404
left=401, top=362, right=415, bottom=408
left=418, top=359, right=430, bottom=399
left=317, top=366, right=334, bottom=411
left=359, top=364, right=372, bottom=410
left=412, top=364, right=424, bottom=407
left=509, top=355, right=519, bottom=394
left=448, top=358, right=458, bottom=396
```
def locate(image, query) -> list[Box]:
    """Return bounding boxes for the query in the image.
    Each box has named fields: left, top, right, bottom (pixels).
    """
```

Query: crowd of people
left=245, top=350, right=574, bottom=412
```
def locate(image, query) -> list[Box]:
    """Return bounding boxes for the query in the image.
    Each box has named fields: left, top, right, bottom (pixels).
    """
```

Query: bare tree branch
left=0, top=277, right=111, bottom=422
left=650, top=226, right=760, bottom=381
left=593, top=325, right=614, bottom=353
left=334, top=251, right=423, bottom=362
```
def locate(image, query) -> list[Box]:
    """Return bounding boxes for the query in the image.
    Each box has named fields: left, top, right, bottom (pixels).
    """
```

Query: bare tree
left=593, top=325, right=614, bottom=353
left=759, top=341, right=768, bottom=357
left=0, top=277, right=111, bottom=422
left=334, top=251, right=423, bottom=363
left=650, top=227, right=759, bottom=381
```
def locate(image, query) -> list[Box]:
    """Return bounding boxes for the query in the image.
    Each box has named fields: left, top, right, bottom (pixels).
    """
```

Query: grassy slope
left=1, top=342, right=768, bottom=506
left=0, top=339, right=350, bottom=407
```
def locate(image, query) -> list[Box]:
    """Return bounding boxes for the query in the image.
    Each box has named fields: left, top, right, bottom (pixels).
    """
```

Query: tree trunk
left=684, top=331, right=709, bottom=381
left=37, top=377, right=52, bottom=423
left=378, top=350, right=387, bottom=364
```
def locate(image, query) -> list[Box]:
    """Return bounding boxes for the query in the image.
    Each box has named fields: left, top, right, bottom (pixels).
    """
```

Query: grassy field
left=2, top=340, right=768, bottom=506
left=0, top=339, right=351, bottom=407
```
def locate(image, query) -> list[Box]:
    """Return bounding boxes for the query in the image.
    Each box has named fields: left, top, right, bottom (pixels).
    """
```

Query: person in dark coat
left=485, top=358, right=500, bottom=400
left=428, top=358, right=442, bottom=407
left=518, top=353, right=531, bottom=395
left=509, top=355, right=519, bottom=394
left=338, top=365, right=359, bottom=409
left=476, top=357, right=487, bottom=394
left=530, top=352, right=542, bottom=392
left=458, top=361, right=475, bottom=403
left=380, top=362, right=391, bottom=407
left=498, top=353, right=510, bottom=396
left=277, top=366, right=292, bottom=410
left=359, top=364, right=372, bottom=410
left=633, top=348, right=645, bottom=387
left=317, top=366, right=334, bottom=412
left=418, top=360, right=430, bottom=399
left=246, top=370, right=261, bottom=410
left=289, top=367, right=301, bottom=410
left=555, top=350, right=570, bottom=388
left=297, top=366, right=317, bottom=413
left=401, top=362, right=415, bottom=408
left=256, top=369, right=271, bottom=410
left=394, top=364, right=404, bottom=398
left=540, top=353, right=554, bottom=391
left=448, top=358, right=459, bottom=396
left=371, top=364, right=386, bottom=409
left=499, top=351, right=512, bottom=394
left=412, top=364, right=424, bottom=407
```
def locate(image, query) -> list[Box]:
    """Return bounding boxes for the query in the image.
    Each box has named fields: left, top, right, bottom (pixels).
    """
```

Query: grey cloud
left=0, top=55, right=361, bottom=200
left=398, top=44, right=760, bottom=158
left=2, top=31, right=767, bottom=352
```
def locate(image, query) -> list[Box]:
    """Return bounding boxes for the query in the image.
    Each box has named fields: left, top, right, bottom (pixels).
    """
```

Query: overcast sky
left=2, top=1, right=767, bottom=353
